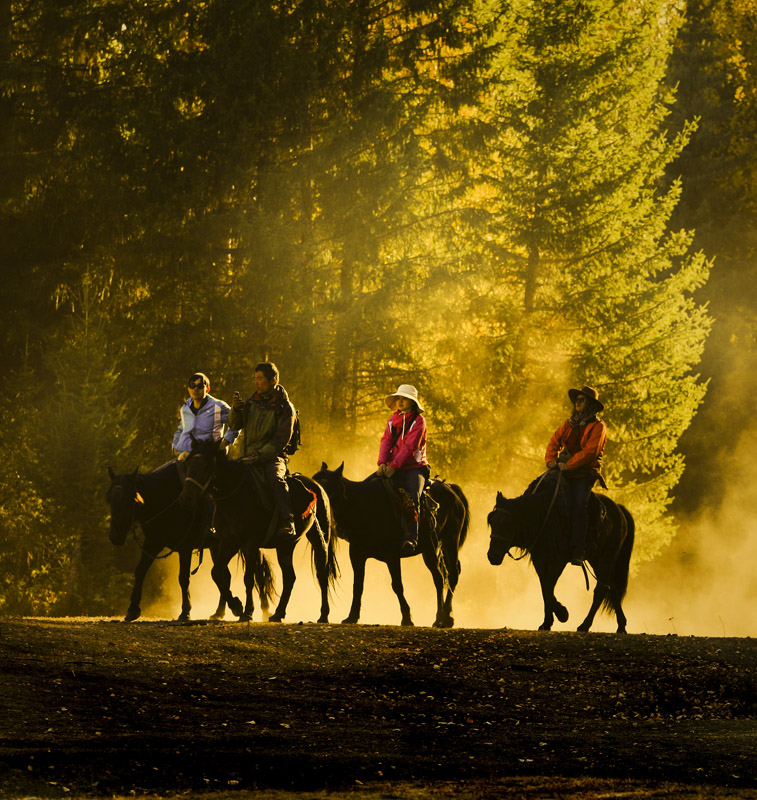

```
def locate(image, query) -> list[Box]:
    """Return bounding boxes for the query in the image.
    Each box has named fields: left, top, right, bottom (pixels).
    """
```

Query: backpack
left=283, top=408, right=301, bottom=456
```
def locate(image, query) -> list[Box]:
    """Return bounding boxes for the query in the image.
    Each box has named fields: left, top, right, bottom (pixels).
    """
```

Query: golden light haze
left=140, top=414, right=757, bottom=637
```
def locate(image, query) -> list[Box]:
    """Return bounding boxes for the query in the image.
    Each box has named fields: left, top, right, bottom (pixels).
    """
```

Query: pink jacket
left=378, top=412, right=428, bottom=471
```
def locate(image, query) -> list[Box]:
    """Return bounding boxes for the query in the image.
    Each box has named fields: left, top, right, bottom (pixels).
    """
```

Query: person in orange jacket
left=545, top=386, right=607, bottom=566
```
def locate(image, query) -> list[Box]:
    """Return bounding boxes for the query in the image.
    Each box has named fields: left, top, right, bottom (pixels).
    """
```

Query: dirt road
left=0, top=618, right=755, bottom=798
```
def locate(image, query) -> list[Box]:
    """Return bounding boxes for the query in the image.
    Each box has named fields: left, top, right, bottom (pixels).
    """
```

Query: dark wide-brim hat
left=568, top=385, right=604, bottom=412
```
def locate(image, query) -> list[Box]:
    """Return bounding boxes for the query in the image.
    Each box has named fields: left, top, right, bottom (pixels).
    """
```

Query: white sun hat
left=385, top=384, right=424, bottom=412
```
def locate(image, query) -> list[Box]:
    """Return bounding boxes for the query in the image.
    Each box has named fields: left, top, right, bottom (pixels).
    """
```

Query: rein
left=494, top=469, right=563, bottom=562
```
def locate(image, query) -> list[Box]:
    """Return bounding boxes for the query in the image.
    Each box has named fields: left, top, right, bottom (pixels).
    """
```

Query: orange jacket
left=545, top=418, right=606, bottom=471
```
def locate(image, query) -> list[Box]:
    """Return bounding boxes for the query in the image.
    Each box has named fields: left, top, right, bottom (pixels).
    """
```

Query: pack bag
left=283, top=408, right=301, bottom=456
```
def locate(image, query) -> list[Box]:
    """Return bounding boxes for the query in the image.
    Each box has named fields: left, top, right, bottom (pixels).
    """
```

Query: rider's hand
left=547, top=461, right=557, bottom=469
left=384, top=465, right=396, bottom=478
left=177, top=451, right=189, bottom=462
left=377, top=463, right=386, bottom=476
left=558, top=462, right=568, bottom=471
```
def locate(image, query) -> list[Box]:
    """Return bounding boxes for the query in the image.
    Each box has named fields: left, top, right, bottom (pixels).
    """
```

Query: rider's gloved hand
left=558, top=462, right=568, bottom=471
left=384, top=465, right=396, bottom=478
left=547, top=461, right=557, bottom=469
left=177, top=451, right=189, bottom=462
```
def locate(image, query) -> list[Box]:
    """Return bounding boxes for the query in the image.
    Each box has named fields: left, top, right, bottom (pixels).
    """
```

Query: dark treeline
left=1, top=0, right=748, bottom=615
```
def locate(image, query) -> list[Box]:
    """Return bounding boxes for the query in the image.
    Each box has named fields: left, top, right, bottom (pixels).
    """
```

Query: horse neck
left=518, top=490, right=559, bottom=548
left=135, top=470, right=178, bottom=513
left=333, top=476, right=385, bottom=527
left=213, top=455, right=256, bottom=504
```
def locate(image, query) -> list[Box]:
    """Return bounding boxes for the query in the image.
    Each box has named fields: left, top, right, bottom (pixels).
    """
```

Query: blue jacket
left=172, top=394, right=238, bottom=455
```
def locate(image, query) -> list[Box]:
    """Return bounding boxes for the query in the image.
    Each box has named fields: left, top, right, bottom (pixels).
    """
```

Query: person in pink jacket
left=377, top=384, right=430, bottom=555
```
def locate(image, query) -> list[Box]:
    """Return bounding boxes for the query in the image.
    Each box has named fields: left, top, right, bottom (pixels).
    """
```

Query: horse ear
left=336, top=462, right=344, bottom=477
left=321, top=461, right=328, bottom=472
left=496, top=491, right=506, bottom=505
left=108, top=466, right=116, bottom=481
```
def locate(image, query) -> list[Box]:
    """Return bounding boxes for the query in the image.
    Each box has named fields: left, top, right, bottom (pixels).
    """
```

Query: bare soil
left=0, top=618, right=755, bottom=799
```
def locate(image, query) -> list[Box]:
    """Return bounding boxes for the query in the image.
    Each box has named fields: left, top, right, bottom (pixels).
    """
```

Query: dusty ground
left=0, top=618, right=755, bottom=799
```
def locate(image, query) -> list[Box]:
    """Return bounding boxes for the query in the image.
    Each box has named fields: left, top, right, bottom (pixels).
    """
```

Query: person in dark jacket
left=228, top=362, right=296, bottom=541
left=545, top=385, right=607, bottom=565
left=378, top=384, right=429, bottom=555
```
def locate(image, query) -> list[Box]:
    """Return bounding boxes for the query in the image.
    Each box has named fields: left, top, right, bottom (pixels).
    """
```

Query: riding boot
left=401, top=514, right=419, bottom=557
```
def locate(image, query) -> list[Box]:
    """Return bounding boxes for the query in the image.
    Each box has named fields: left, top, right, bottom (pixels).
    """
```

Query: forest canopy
left=3, top=0, right=748, bottom=615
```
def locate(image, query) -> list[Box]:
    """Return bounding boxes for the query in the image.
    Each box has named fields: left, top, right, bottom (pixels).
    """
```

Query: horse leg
left=240, top=551, right=255, bottom=623
left=177, top=547, right=192, bottom=622
left=343, top=545, right=366, bottom=624
left=125, top=550, right=155, bottom=622
left=536, top=566, right=565, bottom=631
left=421, top=545, right=446, bottom=628
left=210, top=542, right=244, bottom=619
left=387, top=557, right=413, bottom=627
left=307, top=518, right=330, bottom=623
left=269, top=542, right=297, bottom=623
left=440, top=529, right=463, bottom=629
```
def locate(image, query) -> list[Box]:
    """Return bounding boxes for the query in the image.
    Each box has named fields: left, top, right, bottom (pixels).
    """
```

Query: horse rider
left=377, top=384, right=430, bottom=556
left=228, top=361, right=297, bottom=541
left=545, top=385, right=607, bottom=566
left=173, top=372, right=238, bottom=473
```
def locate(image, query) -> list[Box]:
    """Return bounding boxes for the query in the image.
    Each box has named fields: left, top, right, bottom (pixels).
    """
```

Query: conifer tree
left=453, top=0, right=711, bottom=559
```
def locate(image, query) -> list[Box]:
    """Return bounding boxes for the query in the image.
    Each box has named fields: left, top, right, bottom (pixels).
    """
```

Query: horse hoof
left=538, top=623, right=552, bottom=631
left=228, top=598, right=244, bottom=617
left=341, top=617, right=358, bottom=625
left=124, top=609, right=141, bottom=622
left=209, top=612, right=225, bottom=621
left=239, top=613, right=252, bottom=622
left=555, top=606, right=569, bottom=624
left=177, top=613, right=190, bottom=623
left=268, top=615, right=284, bottom=623
left=401, top=618, right=414, bottom=627
left=577, top=624, right=590, bottom=632
left=317, top=615, right=329, bottom=623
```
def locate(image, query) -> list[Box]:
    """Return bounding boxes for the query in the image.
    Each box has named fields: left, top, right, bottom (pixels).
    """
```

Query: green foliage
left=0, top=0, right=717, bottom=612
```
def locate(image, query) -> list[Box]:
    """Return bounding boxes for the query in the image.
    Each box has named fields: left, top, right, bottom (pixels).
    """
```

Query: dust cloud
left=141, top=416, right=757, bottom=638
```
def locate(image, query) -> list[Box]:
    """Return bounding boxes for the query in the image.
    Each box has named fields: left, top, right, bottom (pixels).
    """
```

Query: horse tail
left=601, top=503, right=635, bottom=613
left=310, top=479, right=340, bottom=591
left=448, top=483, right=471, bottom=550
left=255, top=551, right=277, bottom=607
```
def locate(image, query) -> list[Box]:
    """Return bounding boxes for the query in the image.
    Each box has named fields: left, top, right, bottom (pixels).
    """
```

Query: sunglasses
left=188, top=381, right=206, bottom=390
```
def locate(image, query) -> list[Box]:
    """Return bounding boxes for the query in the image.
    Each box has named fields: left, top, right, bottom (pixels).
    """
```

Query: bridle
left=109, top=479, right=198, bottom=563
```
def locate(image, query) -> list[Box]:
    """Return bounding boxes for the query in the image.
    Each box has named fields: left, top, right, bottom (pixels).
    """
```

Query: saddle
left=382, top=478, right=440, bottom=544
left=529, top=470, right=607, bottom=548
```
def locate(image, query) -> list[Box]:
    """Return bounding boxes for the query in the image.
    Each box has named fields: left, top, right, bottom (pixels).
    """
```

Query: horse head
left=487, top=491, right=519, bottom=566
left=106, top=467, right=141, bottom=545
left=180, top=436, right=221, bottom=508
left=312, top=461, right=347, bottom=502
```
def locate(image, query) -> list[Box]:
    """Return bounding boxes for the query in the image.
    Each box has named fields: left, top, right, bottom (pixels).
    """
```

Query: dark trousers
left=565, top=475, right=596, bottom=558
left=263, top=457, right=293, bottom=522
left=395, top=468, right=425, bottom=543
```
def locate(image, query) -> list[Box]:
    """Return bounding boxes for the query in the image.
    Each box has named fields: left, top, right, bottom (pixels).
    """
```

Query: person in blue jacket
left=173, top=372, right=238, bottom=461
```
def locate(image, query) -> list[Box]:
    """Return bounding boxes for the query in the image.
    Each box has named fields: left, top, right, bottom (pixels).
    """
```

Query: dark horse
left=107, top=465, right=275, bottom=622
left=487, top=474, right=634, bottom=633
left=312, top=463, right=470, bottom=628
left=180, top=438, right=339, bottom=623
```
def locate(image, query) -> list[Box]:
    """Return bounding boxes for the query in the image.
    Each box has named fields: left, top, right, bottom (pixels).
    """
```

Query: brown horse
left=487, top=475, right=634, bottom=633
left=106, top=465, right=274, bottom=622
left=312, top=463, right=470, bottom=628
left=180, top=439, right=338, bottom=623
